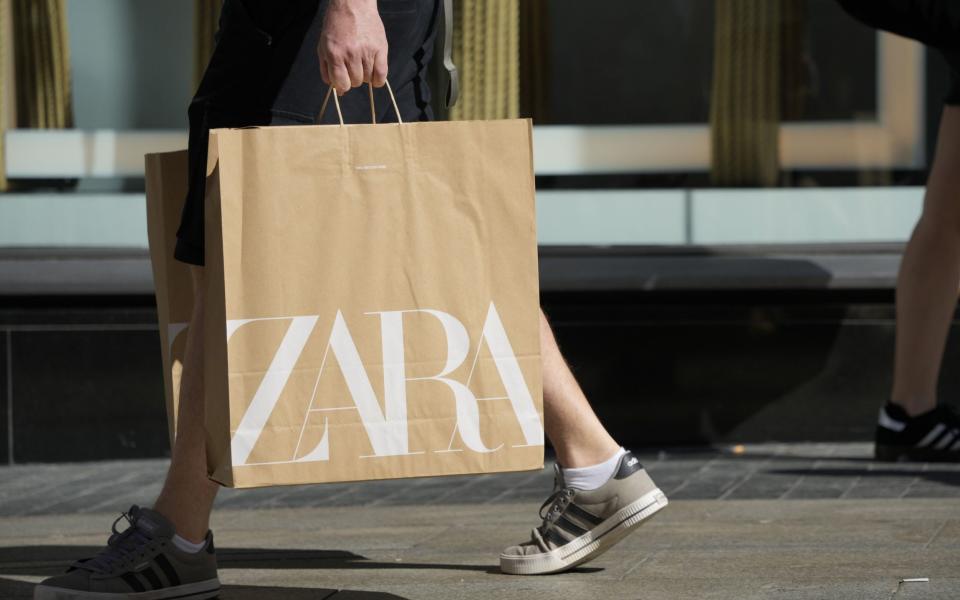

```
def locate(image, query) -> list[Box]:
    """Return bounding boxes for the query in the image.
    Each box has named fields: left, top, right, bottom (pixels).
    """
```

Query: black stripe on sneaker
left=564, top=509, right=601, bottom=533
left=561, top=498, right=661, bottom=560
left=154, top=554, right=182, bottom=587
left=121, top=572, right=146, bottom=593
left=555, top=514, right=588, bottom=537
left=140, top=565, right=164, bottom=590
left=566, top=503, right=603, bottom=527
left=543, top=527, right=569, bottom=548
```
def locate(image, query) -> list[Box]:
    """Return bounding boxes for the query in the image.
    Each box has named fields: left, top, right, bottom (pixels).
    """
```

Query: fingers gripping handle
left=319, top=85, right=346, bottom=125
left=318, top=80, right=403, bottom=126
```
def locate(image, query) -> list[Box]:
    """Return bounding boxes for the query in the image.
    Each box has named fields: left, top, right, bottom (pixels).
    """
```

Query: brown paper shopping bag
left=148, top=96, right=543, bottom=488
left=145, top=150, right=194, bottom=446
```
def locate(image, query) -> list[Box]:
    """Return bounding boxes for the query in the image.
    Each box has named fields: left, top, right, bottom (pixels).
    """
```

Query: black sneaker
left=875, top=403, right=960, bottom=462
left=34, top=506, right=220, bottom=600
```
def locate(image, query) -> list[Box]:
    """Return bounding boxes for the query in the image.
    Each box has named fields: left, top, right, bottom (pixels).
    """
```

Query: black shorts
left=175, top=0, right=440, bottom=266
left=837, top=0, right=960, bottom=105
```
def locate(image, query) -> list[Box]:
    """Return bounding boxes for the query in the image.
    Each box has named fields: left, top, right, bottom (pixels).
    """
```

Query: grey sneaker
left=500, top=451, right=668, bottom=575
left=34, top=506, right=220, bottom=600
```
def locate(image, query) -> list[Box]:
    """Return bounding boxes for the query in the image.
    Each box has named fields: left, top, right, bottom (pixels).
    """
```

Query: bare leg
left=540, top=309, right=620, bottom=468
left=892, top=105, right=960, bottom=416
left=154, top=267, right=219, bottom=542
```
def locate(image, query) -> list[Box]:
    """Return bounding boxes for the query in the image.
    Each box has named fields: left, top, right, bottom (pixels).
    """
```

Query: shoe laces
left=525, top=488, right=575, bottom=552
left=537, top=486, right=576, bottom=532
left=539, top=486, right=575, bottom=519
left=72, top=510, right=154, bottom=575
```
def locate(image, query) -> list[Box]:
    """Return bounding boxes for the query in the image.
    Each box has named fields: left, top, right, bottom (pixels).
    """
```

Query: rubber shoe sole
left=33, top=578, right=221, bottom=600
left=500, top=488, right=668, bottom=575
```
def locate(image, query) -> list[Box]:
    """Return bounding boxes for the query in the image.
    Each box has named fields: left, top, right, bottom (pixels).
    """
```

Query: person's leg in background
left=876, top=102, right=960, bottom=461
left=891, top=106, right=960, bottom=417
left=836, top=0, right=960, bottom=461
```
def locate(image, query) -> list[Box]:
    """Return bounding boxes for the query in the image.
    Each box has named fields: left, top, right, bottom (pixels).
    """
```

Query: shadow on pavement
left=0, top=546, right=602, bottom=578
left=221, top=586, right=409, bottom=599
left=711, top=450, right=876, bottom=463
left=0, top=576, right=411, bottom=599
left=697, top=447, right=960, bottom=466
left=767, top=468, right=960, bottom=487
left=641, top=447, right=881, bottom=463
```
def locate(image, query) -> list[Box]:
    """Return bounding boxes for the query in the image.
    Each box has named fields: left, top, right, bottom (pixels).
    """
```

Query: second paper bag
left=203, top=119, right=543, bottom=487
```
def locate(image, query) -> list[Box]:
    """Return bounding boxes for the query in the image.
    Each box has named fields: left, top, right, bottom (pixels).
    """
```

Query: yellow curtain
left=519, top=0, right=549, bottom=120
left=780, top=0, right=806, bottom=121
left=710, top=0, right=782, bottom=187
left=1, top=0, right=71, bottom=191
left=194, top=0, right=222, bottom=90
left=0, top=0, right=10, bottom=191
left=450, top=0, right=519, bottom=121
left=11, top=0, right=72, bottom=130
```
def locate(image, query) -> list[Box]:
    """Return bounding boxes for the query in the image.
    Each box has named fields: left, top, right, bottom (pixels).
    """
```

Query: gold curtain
left=194, top=0, right=222, bottom=90
left=450, top=0, right=519, bottom=121
left=519, top=0, right=549, bottom=120
left=11, top=0, right=72, bottom=129
left=780, top=0, right=806, bottom=121
left=0, top=0, right=10, bottom=191
left=1, top=0, right=72, bottom=191
left=710, top=0, right=782, bottom=187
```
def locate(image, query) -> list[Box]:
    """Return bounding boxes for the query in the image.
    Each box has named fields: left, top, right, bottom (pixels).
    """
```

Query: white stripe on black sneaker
left=878, top=408, right=907, bottom=432
left=917, top=424, right=946, bottom=448
left=935, top=430, right=958, bottom=450
left=951, top=438, right=960, bottom=451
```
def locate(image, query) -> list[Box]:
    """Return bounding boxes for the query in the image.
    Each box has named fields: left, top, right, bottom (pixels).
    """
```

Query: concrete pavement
left=1, top=444, right=958, bottom=599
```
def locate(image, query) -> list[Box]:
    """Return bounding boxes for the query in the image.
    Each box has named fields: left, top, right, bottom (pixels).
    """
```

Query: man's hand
left=319, top=0, right=388, bottom=94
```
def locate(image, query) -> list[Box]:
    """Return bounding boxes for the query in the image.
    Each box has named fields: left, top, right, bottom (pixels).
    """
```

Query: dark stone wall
left=2, top=290, right=958, bottom=463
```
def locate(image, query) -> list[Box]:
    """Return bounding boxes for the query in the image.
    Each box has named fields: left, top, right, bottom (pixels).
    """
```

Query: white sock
left=172, top=534, right=206, bottom=554
left=561, top=447, right=627, bottom=490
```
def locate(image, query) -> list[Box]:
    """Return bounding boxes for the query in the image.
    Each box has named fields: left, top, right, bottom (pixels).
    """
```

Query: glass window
left=1, top=0, right=945, bottom=250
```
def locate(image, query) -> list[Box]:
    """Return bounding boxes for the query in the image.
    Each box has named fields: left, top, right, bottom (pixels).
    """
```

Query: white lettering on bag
left=230, top=316, right=319, bottom=466
left=473, top=303, right=543, bottom=447
left=298, top=310, right=412, bottom=462
left=222, top=303, right=542, bottom=466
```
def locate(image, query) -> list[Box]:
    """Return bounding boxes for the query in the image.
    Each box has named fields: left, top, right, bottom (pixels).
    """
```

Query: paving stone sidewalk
left=1, top=500, right=957, bottom=599
left=1, top=443, right=959, bottom=518
left=1, top=443, right=958, bottom=599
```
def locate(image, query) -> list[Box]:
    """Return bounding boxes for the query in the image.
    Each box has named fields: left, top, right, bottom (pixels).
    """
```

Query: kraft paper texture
left=146, top=118, right=543, bottom=488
